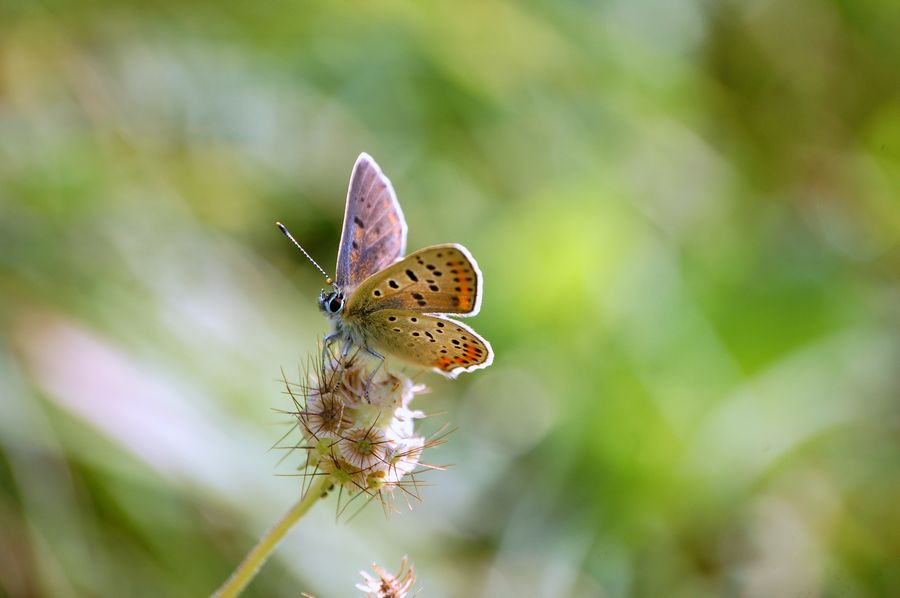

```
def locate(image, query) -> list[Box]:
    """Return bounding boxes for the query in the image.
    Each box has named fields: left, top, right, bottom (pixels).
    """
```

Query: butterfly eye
left=328, top=296, right=343, bottom=313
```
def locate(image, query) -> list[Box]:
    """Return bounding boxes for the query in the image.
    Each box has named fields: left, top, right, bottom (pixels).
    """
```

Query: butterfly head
left=319, top=288, right=345, bottom=316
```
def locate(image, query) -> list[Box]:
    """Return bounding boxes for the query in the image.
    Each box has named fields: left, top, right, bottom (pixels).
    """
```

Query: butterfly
left=278, top=153, right=493, bottom=380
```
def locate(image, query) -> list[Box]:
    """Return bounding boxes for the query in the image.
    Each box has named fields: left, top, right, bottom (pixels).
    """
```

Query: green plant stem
left=212, top=475, right=332, bottom=598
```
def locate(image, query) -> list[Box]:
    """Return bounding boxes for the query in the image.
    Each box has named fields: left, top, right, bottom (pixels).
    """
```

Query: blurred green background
left=2, top=1, right=899, bottom=596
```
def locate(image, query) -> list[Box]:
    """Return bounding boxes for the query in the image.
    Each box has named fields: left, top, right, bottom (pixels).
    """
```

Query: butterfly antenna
left=275, top=222, right=334, bottom=286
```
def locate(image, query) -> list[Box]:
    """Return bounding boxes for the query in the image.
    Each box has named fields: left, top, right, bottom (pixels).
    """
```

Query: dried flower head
left=282, top=350, right=447, bottom=514
left=356, top=557, right=416, bottom=598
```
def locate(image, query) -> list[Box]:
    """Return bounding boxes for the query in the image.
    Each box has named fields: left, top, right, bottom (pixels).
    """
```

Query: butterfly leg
left=321, top=332, right=341, bottom=366
left=363, top=346, right=385, bottom=403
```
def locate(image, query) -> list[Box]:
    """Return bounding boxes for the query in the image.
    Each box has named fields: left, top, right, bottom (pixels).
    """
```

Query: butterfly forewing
left=335, top=154, right=408, bottom=291
left=363, top=310, right=493, bottom=377
left=347, top=244, right=482, bottom=316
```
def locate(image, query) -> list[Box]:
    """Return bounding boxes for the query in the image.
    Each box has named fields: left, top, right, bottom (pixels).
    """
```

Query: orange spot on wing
left=458, top=286, right=473, bottom=310
left=463, top=344, right=482, bottom=363
left=435, top=356, right=453, bottom=370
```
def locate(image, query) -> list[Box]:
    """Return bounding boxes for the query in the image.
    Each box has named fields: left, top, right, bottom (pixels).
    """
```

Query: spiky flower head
left=356, top=557, right=416, bottom=598
left=284, top=351, right=445, bottom=512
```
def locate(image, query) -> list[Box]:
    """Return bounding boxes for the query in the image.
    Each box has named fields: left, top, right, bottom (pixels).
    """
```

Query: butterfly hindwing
left=335, top=153, right=408, bottom=291
left=362, top=310, right=493, bottom=378
left=346, top=244, right=482, bottom=316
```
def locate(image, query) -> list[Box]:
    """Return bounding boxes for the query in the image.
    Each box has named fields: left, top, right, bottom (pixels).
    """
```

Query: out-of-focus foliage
left=2, top=1, right=898, bottom=596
